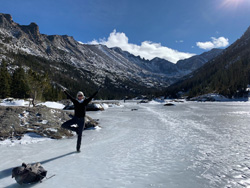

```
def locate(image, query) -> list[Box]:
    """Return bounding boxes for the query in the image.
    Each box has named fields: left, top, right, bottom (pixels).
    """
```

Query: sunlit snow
left=0, top=101, right=250, bottom=188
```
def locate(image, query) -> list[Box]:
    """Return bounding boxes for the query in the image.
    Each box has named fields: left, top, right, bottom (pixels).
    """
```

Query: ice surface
left=0, top=101, right=250, bottom=188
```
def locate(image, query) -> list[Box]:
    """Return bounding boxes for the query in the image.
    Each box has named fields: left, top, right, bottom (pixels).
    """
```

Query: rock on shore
left=0, top=106, right=98, bottom=141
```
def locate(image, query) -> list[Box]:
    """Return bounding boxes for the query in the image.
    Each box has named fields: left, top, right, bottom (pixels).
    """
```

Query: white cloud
left=196, top=37, right=229, bottom=50
left=88, top=30, right=195, bottom=63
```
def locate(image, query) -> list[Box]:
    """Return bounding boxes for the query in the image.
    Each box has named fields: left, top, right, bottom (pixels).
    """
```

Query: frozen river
left=0, top=101, right=250, bottom=188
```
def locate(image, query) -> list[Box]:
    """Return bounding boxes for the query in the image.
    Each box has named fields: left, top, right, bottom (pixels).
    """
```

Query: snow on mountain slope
left=176, top=48, right=223, bottom=72
left=0, top=13, right=172, bottom=89
left=112, top=47, right=223, bottom=80
left=0, top=13, right=223, bottom=91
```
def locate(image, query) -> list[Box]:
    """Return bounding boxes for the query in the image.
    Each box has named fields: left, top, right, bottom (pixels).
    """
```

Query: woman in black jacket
left=62, top=88, right=100, bottom=152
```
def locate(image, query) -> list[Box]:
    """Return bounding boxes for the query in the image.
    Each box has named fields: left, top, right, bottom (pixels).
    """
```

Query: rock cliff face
left=0, top=13, right=223, bottom=92
left=0, top=105, right=98, bottom=140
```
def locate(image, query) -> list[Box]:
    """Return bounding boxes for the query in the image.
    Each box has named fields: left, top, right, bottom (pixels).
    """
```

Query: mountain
left=176, top=48, right=223, bottom=72
left=165, top=26, right=250, bottom=99
left=0, top=13, right=222, bottom=99
left=0, top=13, right=165, bottom=98
left=112, top=47, right=178, bottom=75
left=112, top=47, right=222, bottom=80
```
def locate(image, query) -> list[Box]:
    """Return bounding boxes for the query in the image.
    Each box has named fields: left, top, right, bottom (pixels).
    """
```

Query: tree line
left=0, top=61, right=63, bottom=103
left=165, top=53, right=250, bottom=99
left=1, top=50, right=165, bottom=100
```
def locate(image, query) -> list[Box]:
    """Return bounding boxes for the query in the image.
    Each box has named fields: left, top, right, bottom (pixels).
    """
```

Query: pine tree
left=0, top=61, right=11, bottom=98
left=27, top=70, right=52, bottom=105
left=11, top=67, right=30, bottom=98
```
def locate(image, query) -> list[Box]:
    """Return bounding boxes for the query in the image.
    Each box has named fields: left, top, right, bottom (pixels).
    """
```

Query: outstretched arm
left=63, top=89, right=75, bottom=102
left=84, top=88, right=102, bottom=105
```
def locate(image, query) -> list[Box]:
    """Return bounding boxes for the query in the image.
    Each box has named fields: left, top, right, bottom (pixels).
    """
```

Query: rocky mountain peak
left=20, top=22, right=40, bottom=37
left=0, top=13, right=14, bottom=28
left=151, top=57, right=173, bottom=64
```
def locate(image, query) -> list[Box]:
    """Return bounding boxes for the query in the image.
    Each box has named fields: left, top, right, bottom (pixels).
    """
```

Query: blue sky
left=1, top=0, right=250, bottom=63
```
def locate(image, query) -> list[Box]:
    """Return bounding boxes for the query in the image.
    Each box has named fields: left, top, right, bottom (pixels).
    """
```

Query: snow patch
left=40, top=120, right=48, bottom=124
left=86, top=125, right=102, bottom=131
left=78, top=41, right=84, bottom=45
left=148, top=100, right=165, bottom=104
left=0, top=99, right=64, bottom=109
left=46, top=128, right=58, bottom=132
left=101, top=103, right=109, bottom=109
left=37, top=101, right=65, bottom=109
left=0, top=132, right=51, bottom=146
left=93, top=102, right=122, bottom=109
left=18, top=110, right=30, bottom=126
left=0, top=99, right=29, bottom=106
left=94, top=125, right=102, bottom=131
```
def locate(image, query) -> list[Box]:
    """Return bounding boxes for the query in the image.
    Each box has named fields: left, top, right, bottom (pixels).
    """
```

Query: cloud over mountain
left=88, top=30, right=195, bottom=63
left=196, top=37, right=229, bottom=50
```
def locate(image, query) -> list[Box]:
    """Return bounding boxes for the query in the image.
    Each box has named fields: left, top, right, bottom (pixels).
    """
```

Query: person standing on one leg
left=61, top=88, right=100, bottom=152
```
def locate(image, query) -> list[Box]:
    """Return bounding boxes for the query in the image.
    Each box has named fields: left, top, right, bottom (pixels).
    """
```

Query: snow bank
left=0, top=99, right=65, bottom=109
left=93, top=102, right=123, bottom=109
left=100, top=103, right=109, bottom=109
left=0, top=132, right=52, bottom=146
left=37, top=101, right=65, bottom=109
left=0, top=99, right=30, bottom=106
left=149, top=99, right=165, bottom=104
left=36, top=101, right=121, bottom=110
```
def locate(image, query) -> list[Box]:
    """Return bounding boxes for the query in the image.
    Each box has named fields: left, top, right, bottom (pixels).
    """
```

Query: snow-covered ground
left=0, top=101, right=250, bottom=188
left=0, top=99, right=30, bottom=107
left=0, top=132, right=52, bottom=146
left=36, top=101, right=65, bottom=109
left=0, top=99, right=65, bottom=109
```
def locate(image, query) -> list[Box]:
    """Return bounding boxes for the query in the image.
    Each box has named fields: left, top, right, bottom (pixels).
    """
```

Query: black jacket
left=64, top=90, right=99, bottom=118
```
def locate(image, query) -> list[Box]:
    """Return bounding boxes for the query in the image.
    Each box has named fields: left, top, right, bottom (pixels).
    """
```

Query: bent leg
left=61, top=118, right=78, bottom=132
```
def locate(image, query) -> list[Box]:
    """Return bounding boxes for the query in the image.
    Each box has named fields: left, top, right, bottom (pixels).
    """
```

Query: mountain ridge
left=165, top=25, right=250, bottom=99
left=0, top=13, right=223, bottom=98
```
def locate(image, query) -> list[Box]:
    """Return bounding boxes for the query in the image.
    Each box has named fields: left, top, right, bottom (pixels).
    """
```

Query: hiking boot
left=76, top=145, right=81, bottom=152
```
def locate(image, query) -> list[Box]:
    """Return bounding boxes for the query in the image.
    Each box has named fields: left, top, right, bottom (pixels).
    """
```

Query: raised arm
left=64, top=90, right=75, bottom=102
left=84, top=88, right=101, bottom=105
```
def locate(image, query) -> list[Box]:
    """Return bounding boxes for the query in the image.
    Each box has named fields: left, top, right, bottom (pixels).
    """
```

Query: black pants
left=61, top=116, right=85, bottom=151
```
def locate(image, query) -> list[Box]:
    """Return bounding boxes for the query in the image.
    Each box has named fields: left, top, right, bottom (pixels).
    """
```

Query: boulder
left=164, top=103, right=175, bottom=106
left=138, top=100, right=149, bottom=104
left=0, top=106, right=98, bottom=141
